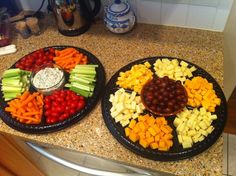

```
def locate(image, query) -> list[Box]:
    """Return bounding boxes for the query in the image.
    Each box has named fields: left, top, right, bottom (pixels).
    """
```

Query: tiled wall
left=102, top=0, right=233, bottom=31
left=19, top=0, right=233, bottom=32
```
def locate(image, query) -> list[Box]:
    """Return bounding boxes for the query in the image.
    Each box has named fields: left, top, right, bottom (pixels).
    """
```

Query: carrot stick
left=20, top=91, right=30, bottom=101
left=23, top=111, right=40, bottom=116
left=20, top=92, right=39, bottom=108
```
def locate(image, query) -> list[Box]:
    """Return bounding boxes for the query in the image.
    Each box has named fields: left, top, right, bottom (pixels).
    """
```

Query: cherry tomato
left=69, top=109, right=76, bottom=116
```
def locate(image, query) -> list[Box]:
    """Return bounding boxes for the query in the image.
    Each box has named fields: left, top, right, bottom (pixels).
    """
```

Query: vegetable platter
left=101, top=56, right=227, bottom=161
left=0, top=46, right=105, bottom=133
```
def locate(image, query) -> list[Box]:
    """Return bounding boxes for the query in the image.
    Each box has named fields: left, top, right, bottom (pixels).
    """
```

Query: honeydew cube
left=210, top=114, right=217, bottom=120
left=199, top=121, right=207, bottom=130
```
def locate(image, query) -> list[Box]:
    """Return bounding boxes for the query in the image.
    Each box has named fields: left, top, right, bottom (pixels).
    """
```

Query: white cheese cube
left=190, top=66, right=196, bottom=72
left=109, top=94, right=115, bottom=102
left=115, top=114, right=125, bottom=122
left=174, top=118, right=181, bottom=127
left=178, top=135, right=183, bottom=144
left=132, top=113, right=139, bottom=119
left=206, top=126, right=214, bottom=134
left=210, top=114, right=217, bottom=120
left=110, top=107, right=116, bottom=113
left=131, top=101, right=136, bottom=110
left=111, top=110, right=120, bottom=118
left=199, top=121, right=207, bottom=130
left=182, top=141, right=192, bottom=149
left=180, top=61, right=188, bottom=67
left=130, top=91, right=136, bottom=101
left=188, top=130, right=196, bottom=136
left=198, top=135, right=205, bottom=142
left=120, top=119, right=130, bottom=127
left=199, top=129, right=208, bottom=136
left=200, top=107, right=207, bottom=115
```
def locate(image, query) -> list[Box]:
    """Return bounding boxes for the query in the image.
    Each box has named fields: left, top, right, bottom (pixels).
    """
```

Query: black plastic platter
left=0, top=46, right=105, bottom=134
left=101, top=56, right=227, bottom=161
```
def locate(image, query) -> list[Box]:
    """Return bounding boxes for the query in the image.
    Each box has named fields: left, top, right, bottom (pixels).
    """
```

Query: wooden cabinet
left=0, top=133, right=45, bottom=176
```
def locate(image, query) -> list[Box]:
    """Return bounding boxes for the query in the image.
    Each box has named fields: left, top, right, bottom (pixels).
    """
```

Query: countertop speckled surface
left=0, top=17, right=224, bottom=175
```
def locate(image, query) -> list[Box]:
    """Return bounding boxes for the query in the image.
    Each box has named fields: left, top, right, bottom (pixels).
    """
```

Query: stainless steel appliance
left=49, top=0, right=101, bottom=36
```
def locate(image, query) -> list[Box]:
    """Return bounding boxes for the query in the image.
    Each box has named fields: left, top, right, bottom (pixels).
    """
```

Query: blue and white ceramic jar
left=104, top=0, right=136, bottom=34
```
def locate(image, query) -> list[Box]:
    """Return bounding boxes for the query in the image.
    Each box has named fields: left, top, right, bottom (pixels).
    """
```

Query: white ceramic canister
left=104, top=0, right=136, bottom=34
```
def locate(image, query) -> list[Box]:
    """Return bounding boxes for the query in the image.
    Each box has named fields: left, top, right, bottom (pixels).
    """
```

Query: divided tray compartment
left=0, top=46, right=106, bottom=134
left=101, top=56, right=227, bottom=161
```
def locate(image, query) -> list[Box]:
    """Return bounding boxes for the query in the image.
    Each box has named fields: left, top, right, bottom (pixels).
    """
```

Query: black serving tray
left=0, top=46, right=105, bottom=134
left=101, top=56, right=227, bottom=161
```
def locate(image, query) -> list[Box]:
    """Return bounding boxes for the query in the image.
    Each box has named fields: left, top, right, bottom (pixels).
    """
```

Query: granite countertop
left=0, top=17, right=224, bottom=175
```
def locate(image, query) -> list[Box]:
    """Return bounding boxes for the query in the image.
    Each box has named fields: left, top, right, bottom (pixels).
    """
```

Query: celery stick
left=4, top=97, right=14, bottom=101
left=2, top=76, right=21, bottom=80
left=71, top=69, right=96, bottom=75
left=75, top=64, right=98, bottom=69
left=3, top=92, right=21, bottom=98
left=65, top=83, right=71, bottom=88
left=69, top=77, right=91, bottom=84
left=2, top=86, right=22, bottom=92
left=3, top=69, right=22, bottom=78
left=70, top=73, right=95, bottom=79
left=70, top=75, right=96, bottom=82
left=70, top=86, right=90, bottom=97
left=71, top=82, right=91, bottom=91
left=1, top=79, right=22, bottom=87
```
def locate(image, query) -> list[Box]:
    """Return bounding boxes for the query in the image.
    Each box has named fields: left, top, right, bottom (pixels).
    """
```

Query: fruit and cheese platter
left=0, top=46, right=105, bottom=133
left=101, top=57, right=227, bottom=161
